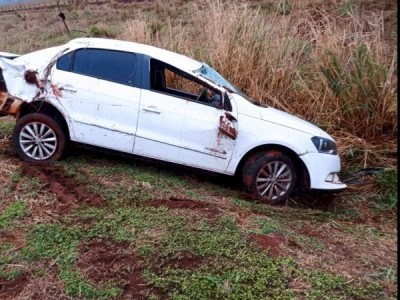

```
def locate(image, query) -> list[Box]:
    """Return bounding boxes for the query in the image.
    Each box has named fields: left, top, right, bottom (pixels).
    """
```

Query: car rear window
left=57, top=51, right=74, bottom=71
left=62, top=48, right=136, bottom=86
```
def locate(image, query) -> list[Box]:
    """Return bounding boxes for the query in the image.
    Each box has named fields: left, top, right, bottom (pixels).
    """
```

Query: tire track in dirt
left=143, top=196, right=222, bottom=223
left=20, top=163, right=103, bottom=210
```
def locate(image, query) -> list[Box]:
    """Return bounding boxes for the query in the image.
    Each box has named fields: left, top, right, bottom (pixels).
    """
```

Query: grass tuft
left=0, top=201, right=26, bottom=229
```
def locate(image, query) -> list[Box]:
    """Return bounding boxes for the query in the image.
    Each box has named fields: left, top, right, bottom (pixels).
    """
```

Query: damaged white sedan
left=0, top=38, right=346, bottom=203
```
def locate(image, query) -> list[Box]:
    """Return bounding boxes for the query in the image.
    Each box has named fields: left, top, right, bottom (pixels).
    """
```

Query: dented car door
left=179, top=97, right=238, bottom=173
left=51, top=48, right=141, bottom=153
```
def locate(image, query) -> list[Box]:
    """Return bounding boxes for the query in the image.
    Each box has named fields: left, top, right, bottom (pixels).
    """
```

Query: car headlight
left=311, top=136, right=337, bottom=155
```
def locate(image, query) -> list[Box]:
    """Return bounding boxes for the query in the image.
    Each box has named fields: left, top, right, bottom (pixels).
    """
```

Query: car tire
left=242, top=150, right=297, bottom=204
left=12, top=113, right=68, bottom=163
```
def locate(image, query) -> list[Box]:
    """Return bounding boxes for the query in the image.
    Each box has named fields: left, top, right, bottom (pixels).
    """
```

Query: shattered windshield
left=194, top=63, right=264, bottom=106
left=194, top=63, right=241, bottom=94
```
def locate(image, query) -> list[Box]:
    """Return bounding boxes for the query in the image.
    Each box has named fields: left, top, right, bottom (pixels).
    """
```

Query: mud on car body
left=0, top=38, right=346, bottom=203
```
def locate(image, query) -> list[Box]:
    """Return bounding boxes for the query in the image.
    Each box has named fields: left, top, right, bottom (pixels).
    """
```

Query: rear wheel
left=12, top=113, right=68, bottom=163
left=242, top=150, right=297, bottom=204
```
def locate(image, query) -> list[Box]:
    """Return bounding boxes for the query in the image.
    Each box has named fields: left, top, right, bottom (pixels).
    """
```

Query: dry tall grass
left=122, top=0, right=397, bottom=167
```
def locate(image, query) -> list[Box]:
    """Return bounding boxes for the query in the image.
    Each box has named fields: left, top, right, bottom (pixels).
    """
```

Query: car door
left=134, top=59, right=237, bottom=173
left=134, top=87, right=188, bottom=165
left=180, top=95, right=238, bottom=173
left=51, top=48, right=141, bottom=153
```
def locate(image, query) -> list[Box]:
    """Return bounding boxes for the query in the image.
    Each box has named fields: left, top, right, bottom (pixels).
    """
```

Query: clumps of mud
left=249, top=232, right=287, bottom=257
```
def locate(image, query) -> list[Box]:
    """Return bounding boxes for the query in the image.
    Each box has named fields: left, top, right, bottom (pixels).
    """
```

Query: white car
left=0, top=38, right=346, bottom=203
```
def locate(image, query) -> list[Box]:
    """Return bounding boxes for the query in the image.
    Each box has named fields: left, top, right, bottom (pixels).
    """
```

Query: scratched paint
left=51, top=84, right=63, bottom=98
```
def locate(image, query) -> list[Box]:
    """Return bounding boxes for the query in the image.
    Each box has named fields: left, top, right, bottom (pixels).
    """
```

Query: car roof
left=67, top=38, right=202, bottom=73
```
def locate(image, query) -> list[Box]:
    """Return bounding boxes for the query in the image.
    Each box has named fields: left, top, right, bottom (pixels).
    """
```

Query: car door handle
left=142, top=106, right=161, bottom=114
left=61, top=85, right=77, bottom=93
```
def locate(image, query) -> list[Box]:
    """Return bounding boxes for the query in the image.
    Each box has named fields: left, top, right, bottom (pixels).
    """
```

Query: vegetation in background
left=120, top=0, right=396, bottom=168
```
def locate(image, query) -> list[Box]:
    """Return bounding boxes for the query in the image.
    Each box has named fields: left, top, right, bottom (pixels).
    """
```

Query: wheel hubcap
left=256, top=161, right=292, bottom=200
left=19, top=122, right=57, bottom=160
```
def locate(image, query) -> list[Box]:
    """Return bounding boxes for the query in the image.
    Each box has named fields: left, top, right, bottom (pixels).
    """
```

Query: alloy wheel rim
left=256, top=161, right=292, bottom=200
left=19, top=122, right=57, bottom=160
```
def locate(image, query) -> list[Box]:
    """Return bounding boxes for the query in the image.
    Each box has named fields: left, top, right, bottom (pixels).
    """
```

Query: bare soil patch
left=249, top=233, right=287, bottom=257
left=144, top=197, right=222, bottom=223
left=77, top=239, right=163, bottom=300
left=0, top=273, right=29, bottom=300
left=19, top=261, right=68, bottom=300
left=0, top=230, right=25, bottom=249
left=0, top=139, right=13, bottom=155
left=144, top=197, right=213, bottom=210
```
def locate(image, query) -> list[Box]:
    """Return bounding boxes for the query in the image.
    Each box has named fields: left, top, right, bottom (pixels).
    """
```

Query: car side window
left=57, top=48, right=136, bottom=86
left=56, top=51, right=74, bottom=71
left=150, top=59, right=222, bottom=108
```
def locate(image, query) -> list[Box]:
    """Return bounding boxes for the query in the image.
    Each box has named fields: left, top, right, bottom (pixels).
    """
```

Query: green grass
left=319, top=43, right=395, bottom=138
left=0, top=117, right=15, bottom=137
left=59, top=269, right=123, bottom=299
left=0, top=201, right=26, bottom=229
left=305, top=272, right=383, bottom=300
left=374, top=169, right=397, bottom=210
left=143, top=218, right=299, bottom=299
left=251, top=216, right=284, bottom=235
left=0, top=243, right=24, bottom=281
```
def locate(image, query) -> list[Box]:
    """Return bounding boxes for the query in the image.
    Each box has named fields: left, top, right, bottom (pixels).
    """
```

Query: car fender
left=226, top=113, right=316, bottom=175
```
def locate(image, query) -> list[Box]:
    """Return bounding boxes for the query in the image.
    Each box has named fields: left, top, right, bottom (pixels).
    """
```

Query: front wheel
left=12, top=113, right=68, bottom=163
left=242, top=150, right=297, bottom=204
